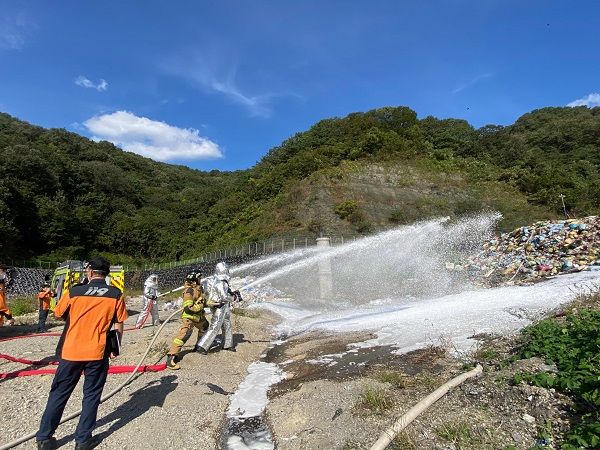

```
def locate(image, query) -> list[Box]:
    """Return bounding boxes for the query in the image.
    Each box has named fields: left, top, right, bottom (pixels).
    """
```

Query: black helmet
left=185, top=271, right=201, bottom=284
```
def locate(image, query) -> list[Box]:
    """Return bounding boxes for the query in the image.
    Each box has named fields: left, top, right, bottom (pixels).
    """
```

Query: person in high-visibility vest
left=166, top=271, right=208, bottom=370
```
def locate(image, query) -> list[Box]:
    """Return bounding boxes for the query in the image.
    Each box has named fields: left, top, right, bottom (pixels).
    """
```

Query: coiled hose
left=0, top=307, right=183, bottom=450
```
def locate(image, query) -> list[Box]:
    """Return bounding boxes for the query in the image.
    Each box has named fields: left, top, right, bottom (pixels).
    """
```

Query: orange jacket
left=38, top=288, right=53, bottom=311
left=0, top=283, right=8, bottom=312
left=55, top=279, right=128, bottom=361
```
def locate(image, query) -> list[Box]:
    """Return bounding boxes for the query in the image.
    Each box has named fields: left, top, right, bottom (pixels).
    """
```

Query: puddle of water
left=222, top=416, right=274, bottom=450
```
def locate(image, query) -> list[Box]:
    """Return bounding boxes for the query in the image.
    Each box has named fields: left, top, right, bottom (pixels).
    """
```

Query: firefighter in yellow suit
left=166, top=271, right=208, bottom=370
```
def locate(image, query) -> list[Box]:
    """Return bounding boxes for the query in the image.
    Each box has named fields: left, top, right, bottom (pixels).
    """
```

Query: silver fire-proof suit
left=196, top=265, right=234, bottom=352
left=136, top=274, right=160, bottom=328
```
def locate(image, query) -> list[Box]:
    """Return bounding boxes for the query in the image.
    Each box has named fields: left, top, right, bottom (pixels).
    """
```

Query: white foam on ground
left=260, top=271, right=600, bottom=354
left=225, top=362, right=285, bottom=449
left=227, top=362, right=285, bottom=419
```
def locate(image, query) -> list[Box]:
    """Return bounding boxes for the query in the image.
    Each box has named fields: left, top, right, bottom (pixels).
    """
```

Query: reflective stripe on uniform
left=173, top=338, right=184, bottom=346
left=181, top=313, right=203, bottom=321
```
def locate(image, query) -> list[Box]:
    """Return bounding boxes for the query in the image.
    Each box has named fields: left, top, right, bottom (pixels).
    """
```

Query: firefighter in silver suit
left=196, top=262, right=240, bottom=353
left=135, top=274, right=160, bottom=328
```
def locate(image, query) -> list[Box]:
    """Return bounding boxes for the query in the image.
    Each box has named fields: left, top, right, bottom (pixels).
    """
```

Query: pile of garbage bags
left=451, top=216, right=600, bottom=285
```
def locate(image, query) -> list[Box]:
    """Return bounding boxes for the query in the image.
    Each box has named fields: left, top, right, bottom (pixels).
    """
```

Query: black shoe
left=197, top=347, right=208, bottom=355
left=223, top=347, right=236, bottom=352
left=37, top=438, right=57, bottom=450
left=75, top=435, right=101, bottom=450
left=166, top=354, right=180, bottom=370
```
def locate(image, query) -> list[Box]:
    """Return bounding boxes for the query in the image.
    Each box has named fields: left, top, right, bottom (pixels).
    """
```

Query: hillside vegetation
left=1, top=106, right=599, bottom=263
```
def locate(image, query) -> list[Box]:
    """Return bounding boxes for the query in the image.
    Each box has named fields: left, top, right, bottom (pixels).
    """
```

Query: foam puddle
left=221, top=361, right=285, bottom=450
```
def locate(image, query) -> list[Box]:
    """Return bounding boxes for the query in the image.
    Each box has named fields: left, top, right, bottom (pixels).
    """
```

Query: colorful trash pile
left=452, top=216, right=600, bottom=285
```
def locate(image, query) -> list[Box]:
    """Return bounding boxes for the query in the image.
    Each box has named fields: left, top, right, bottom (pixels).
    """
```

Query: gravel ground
left=265, top=333, right=573, bottom=450
left=1, top=296, right=279, bottom=450
left=2, top=296, right=578, bottom=450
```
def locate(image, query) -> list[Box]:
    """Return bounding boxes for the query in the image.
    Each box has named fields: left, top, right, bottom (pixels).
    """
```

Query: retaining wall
left=8, top=255, right=256, bottom=297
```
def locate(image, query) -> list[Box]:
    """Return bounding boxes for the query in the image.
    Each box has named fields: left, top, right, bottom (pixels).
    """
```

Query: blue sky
left=0, top=1, right=598, bottom=171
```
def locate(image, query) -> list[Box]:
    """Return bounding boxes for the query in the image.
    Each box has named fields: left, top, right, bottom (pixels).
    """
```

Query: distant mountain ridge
left=1, top=105, right=599, bottom=263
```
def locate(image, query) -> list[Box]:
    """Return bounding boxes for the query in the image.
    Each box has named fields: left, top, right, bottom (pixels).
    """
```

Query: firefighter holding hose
left=196, top=262, right=241, bottom=354
left=166, top=271, right=208, bottom=370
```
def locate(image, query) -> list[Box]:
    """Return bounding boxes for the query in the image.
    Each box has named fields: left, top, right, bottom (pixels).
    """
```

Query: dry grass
left=375, top=370, right=411, bottom=389
left=435, top=420, right=481, bottom=449
left=390, top=431, right=417, bottom=450
left=355, top=385, right=394, bottom=415
left=556, top=283, right=600, bottom=316
left=150, top=340, right=169, bottom=356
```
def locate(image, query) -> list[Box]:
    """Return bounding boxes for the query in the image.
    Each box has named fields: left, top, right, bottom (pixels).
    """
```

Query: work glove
left=232, top=290, right=243, bottom=303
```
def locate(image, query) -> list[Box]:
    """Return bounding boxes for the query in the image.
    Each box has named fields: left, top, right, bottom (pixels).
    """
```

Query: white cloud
left=162, top=50, right=298, bottom=118
left=209, top=77, right=272, bottom=117
left=83, top=111, right=223, bottom=162
left=75, top=76, right=109, bottom=92
left=0, top=14, right=35, bottom=50
left=452, top=73, right=493, bottom=95
left=567, top=93, right=600, bottom=108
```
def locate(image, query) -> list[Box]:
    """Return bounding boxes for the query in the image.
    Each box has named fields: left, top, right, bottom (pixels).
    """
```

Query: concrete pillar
left=316, top=237, right=333, bottom=300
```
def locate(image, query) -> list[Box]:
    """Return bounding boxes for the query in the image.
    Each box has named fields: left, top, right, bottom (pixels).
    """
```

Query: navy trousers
left=37, top=309, right=49, bottom=331
left=37, top=358, right=109, bottom=443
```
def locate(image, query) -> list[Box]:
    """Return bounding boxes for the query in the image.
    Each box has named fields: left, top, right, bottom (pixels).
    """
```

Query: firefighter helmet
left=185, top=271, right=201, bottom=285
left=215, top=262, right=230, bottom=281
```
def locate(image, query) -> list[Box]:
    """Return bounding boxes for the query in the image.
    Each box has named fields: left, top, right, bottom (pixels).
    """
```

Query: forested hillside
left=1, top=106, right=599, bottom=263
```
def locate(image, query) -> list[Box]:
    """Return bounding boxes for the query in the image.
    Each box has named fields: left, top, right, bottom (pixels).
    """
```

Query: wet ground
left=264, top=330, right=448, bottom=397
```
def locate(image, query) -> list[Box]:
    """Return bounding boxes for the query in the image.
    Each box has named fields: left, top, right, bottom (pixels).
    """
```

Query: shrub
left=389, top=209, right=406, bottom=224
left=8, top=297, right=37, bottom=316
left=334, top=200, right=361, bottom=221
left=356, top=221, right=373, bottom=234
left=517, top=309, right=600, bottom=448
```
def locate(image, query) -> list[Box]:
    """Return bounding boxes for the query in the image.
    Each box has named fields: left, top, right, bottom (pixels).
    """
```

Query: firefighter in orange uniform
left=166, top=271, right=208, bottom=370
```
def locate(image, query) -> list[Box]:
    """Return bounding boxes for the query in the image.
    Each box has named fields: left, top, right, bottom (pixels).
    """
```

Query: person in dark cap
left=36, top=256, right=128, bottom=450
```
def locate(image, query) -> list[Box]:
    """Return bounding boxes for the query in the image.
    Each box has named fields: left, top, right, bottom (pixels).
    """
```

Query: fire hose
left=0, top=306, right=184, bottom=450
left=369, top=364, right=483, bottom=450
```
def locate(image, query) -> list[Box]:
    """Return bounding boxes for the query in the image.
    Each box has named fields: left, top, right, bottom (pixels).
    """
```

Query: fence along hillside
left=8, top=235, right=356, bottom=296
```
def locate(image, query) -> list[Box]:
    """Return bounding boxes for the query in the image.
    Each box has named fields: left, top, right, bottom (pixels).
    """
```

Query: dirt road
left=1, top=298, right=279, bottom=450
